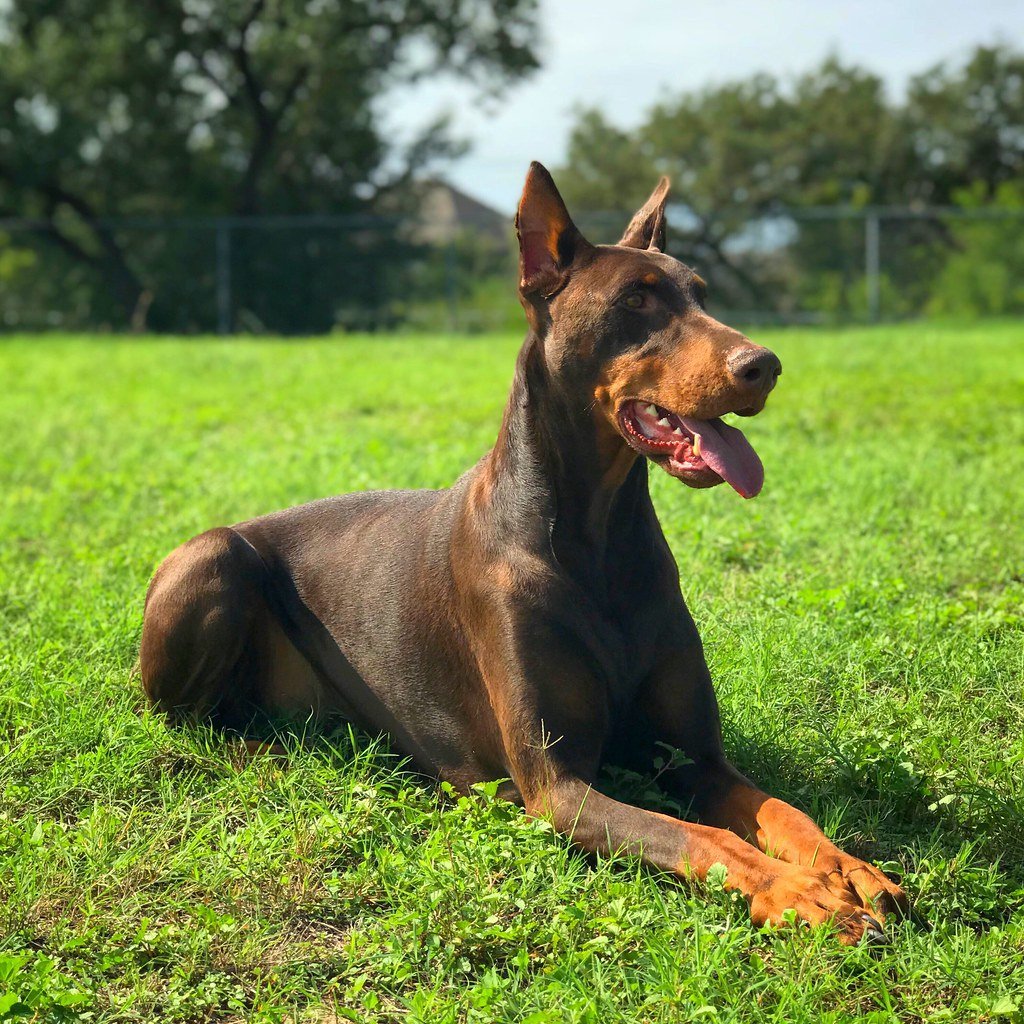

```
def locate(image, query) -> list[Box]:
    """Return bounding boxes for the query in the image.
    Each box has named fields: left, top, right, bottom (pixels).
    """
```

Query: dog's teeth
left=693, top=434, right=702, bottom=457
left=644, top=404, right=658, bottom=416
left=672, top=427, right=684, bottom=437
left=657, top=417, right=672, bottom=427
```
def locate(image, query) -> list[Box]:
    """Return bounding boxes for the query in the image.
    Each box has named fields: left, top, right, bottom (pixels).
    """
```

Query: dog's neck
left=487, top=331, right=651, bottom=575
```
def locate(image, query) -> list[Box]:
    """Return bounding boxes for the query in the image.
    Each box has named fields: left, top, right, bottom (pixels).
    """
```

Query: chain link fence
left=1, top=206, right=1022, bottom=333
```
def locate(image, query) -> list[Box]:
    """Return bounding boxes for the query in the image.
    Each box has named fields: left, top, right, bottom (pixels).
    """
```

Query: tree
left=927, top=181, right=1024, bottom=316
left=906, top=44, right=1024, bottom=203
left=559, top=59, right=903, bottom=310
left=557, top=45, right=1024, bottom=317
left=0, top=0, right=540, bottom=328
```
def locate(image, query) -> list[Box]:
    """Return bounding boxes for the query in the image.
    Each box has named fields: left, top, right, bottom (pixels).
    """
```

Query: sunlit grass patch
left=1, top=323, right=1022, bottom=1022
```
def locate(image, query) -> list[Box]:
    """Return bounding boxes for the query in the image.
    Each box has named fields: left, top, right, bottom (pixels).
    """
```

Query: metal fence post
left=864, top=211, right=881, bottom=323
left=445, top=241, right=459, bottom=332
left=216, top=219, right=232, bottom=335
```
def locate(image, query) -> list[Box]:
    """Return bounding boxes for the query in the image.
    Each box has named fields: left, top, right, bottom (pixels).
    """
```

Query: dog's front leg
left=523, top=776, right=886, bottom=942
left=677, top=757, right=908, bottom=923
left=631, top=640, right=908, bottom=936
left=471, top=607, right=884, bottom=944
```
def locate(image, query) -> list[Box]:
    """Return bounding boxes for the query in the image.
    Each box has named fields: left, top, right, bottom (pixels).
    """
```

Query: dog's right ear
left=618, top=176, right=670, bottom=251
left=515, top=162, right=589, bottom=298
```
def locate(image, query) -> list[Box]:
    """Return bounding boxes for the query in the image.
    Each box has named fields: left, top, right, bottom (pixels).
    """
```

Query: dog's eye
left=622, top=291, right=646, bottom=310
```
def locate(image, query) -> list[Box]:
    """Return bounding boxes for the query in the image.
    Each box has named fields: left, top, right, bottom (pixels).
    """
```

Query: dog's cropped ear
left=618, top=176, right=670, bottom=251
left=515, top=162, right=590, bottom=298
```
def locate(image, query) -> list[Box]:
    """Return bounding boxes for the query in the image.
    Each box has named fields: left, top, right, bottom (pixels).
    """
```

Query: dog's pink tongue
left=678, top=417, right=764, bottom=499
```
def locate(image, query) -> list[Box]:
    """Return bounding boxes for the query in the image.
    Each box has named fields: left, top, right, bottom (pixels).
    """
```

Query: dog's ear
left=618, top=176, right=670, bottom=251
left=515, top=162, right=590, bottom=298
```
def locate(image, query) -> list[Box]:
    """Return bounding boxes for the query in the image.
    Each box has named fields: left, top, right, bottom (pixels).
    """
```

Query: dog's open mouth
left=618, top=400, right=764, bottom=498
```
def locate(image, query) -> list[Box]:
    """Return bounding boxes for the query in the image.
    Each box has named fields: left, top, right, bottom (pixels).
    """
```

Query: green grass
left=1, top=322, right=1022, bottom=1023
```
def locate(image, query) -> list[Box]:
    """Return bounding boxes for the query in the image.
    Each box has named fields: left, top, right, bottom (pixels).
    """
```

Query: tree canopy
left=0, top=0, right=540, bottom=326
left=557, top=45, right=1024, bottom=318
left=559, top=45, right=1024, bottom=214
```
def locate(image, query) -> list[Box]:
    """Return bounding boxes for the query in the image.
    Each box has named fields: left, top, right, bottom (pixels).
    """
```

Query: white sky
left=384, top=0, right=1024, bottom=213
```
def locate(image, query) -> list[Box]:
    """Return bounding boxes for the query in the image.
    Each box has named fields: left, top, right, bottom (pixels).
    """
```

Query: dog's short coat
left=140, top=163, right=907, bottom=942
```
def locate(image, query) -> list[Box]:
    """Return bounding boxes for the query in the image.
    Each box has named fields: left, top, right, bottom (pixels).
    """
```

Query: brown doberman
left=140, top=163, right=907, bottom=943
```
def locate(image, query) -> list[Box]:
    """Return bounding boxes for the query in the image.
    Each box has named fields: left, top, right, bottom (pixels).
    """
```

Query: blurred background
left=1, top=0, right=1022, bottom=334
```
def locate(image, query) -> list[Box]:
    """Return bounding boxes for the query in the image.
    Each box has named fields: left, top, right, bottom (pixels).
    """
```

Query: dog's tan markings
left=261, top=617, right=323, bottom=720
left=468, top=458, right=496, bottom=511
left=597, top=434, right=637, bottom=495
left=593, top=317, right=759, bottom=424
left=490, top=559, right=517, bottom=592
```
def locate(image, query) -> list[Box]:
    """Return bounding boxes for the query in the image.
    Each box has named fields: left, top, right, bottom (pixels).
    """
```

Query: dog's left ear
left=515, top=162, right=591, bottom=298
left=618, top=176, right=670, bottom=251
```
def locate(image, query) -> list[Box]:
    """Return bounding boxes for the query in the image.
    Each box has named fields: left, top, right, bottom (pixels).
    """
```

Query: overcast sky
left=384, top=0, right=1024, bottom=214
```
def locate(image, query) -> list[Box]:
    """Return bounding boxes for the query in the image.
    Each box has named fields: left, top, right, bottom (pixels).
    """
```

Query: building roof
left=415, top=180, right=510, bottom=245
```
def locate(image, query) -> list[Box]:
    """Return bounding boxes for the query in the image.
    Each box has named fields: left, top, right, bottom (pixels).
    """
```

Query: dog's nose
left=727, top=346, right=781, bottom=392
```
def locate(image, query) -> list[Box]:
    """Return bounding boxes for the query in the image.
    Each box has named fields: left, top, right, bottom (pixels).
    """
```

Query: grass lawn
left=1, top=322, right=1023, bottom=1023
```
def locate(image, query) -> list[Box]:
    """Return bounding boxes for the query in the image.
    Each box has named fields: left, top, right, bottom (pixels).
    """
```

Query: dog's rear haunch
left=141, top=162, right=907, bottom=944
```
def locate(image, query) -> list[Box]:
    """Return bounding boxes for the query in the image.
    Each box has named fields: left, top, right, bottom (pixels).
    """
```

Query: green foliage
left=383, top=229, right=519, bottom=334
left=906, top=46, right=1024, bottom=201
left=562, top=45, right=1024, bottom=214
left=928, top=183, right=1024, bottom=316
left=0, top=953, right=91, bottom=1020
left=558, top=45, right=1024, bottom=319
left=1, top=325, right=1023, bottom=1021
left=0, top=0, right=540, bottom=329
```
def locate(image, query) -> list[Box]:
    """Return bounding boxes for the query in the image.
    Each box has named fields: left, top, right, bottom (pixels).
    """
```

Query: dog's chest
left=580, top=589, right=672, bottom=717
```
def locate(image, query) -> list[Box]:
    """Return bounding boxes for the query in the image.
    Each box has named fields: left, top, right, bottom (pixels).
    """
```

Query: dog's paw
left=819, top=854, right=909, bottom=924
left=748, top=864, right=887, bottom=945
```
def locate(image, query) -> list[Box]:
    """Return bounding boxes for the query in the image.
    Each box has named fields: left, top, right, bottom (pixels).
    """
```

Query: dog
left=140, top=162, right=907, bottom=943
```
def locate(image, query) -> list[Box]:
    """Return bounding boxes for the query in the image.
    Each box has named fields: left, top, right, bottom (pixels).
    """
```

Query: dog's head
left=515, top=162, right=780, bottom=499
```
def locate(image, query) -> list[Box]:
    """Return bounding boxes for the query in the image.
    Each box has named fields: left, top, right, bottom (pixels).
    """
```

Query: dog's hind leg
left=140, top=527, right=270, bottom=731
